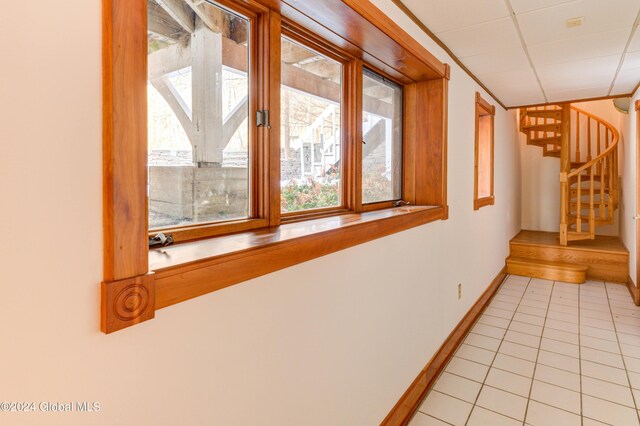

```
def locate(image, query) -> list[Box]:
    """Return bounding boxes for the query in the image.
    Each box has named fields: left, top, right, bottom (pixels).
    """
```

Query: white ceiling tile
left=437, top=18, right=522, bottom=57
left=611, top=69, right=640, bottom=95
left=492, top=86, right=546, bottom=107
left=460, top=47, right=530, bottom=76
left=403, top=0, right=510, bottom=34
left=510, top=0, right=577, bottom=15
left=516, top=0, right=640, bottom=46
left=528, top=28, right=630, bottom=66
left=621, top=51, right=640, bottom=71
left=476, top=67, right=538, bottom=90
left=546, top=85, right=611, bottom=102
left=628, top=27, right=640, bottom=52
left=537, top=54, right=621, bottom=92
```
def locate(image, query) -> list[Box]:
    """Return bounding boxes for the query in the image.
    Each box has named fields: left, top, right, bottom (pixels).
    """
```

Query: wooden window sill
left=149, top=205, right=445, bottom=309
left=474, top=196, right=494, bottom=210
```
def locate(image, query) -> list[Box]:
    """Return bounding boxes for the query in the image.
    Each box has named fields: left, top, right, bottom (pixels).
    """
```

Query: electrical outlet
left=457, top=283, right=462, bottom=300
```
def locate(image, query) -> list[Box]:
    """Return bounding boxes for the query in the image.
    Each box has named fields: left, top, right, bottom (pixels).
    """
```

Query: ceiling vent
left=566, top=17, right=584, bottom=28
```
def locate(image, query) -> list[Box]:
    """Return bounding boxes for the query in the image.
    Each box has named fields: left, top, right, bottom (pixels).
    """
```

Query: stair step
left=530, top=136, right=561, bottom=145
left=525, top=110, right=562, bottom=120
left=523, top=123, right=562, bottom=133
left=506, top=256, right=587, bottom=284
left=544, top=150, right=561, bottom=158
left=568, top=215, right=614, bottom=225
left=567, top=231, right=593, bottom=241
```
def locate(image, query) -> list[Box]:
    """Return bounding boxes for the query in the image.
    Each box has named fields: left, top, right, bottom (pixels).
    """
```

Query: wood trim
left=627, top=275, right=640, bottom=306
left=388, top=0, right=506, bottom=110
left=636, top=101, right=640, bottom=290
left=509, top=93, right=633, bottom=110
left=381, top=266, right=508, bottom=425
left=151, top=206, right=445, bottom=309
left=474, top=92, right=495, bottom=211
left=103, top=0, right=149, bottom=281
left=102, top=273, right=155, bottom=334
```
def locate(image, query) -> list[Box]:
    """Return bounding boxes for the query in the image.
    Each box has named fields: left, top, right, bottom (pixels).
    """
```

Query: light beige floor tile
left=582, top=395, right=640, bottom=426
left=525, top=400, right=581, bottom=426
left=483, top=307, right=514, bottom=320
left=548, top=303, right=578, bottom=315
left=624, top=355, right=640, bottom=374
left=582, top=417, right=610, bottom=426
left=580, top=308, right=613, bottom=321
left=581, top=335, right=621, bottom=354
left=581, top=360, right=629, bottom=386
left=581, top=346, right=625, bottom=369
left=534, top=364, right=580, bottom=392
left=484, top=367, right=532, bottom=397
left=581, top=316, right=615, bottom=331
left=547, top=310, right=579, bottom=324
left=622, top=343, right=640, bottom=359
left=537, top=349, right=580, bottom=374
left=504, top=329, right=541, bottom=348
left=628, top=371, right=640, bottom=390
left=545, top=318, right=579, bottom=334
left=614, top=315, right=640, bottom=327
left=444, top=357, right=489, bottom=383
left=519, top=298, right=549, bottom=310
left=464, top=332, right=502, bottom=352
left=408, top=412, right=451, bottom=426
left=492, top=353, right=536, bottom=378
left=433, top=372, right=482, bottom=404
left=493, top=294, right=522, bottom=305
left=542, top=327, right=579, bottom=345
left=517, top=304, right=547, bottom=317
left=418, top=391, right=472, bottom=426
left=476, top=385, right=528, bottom=421
left=512, top=312, right=545, bottom=327
left=489, top=301, right=519, bottom=313
left=581, top=375, right=635, bottom=408
left=580, top=325, right=617, bottom=342
left=540, top=338, right=579, bottom=358
left=477, top=313, right=510, bottom=329
left=509, top=321, right=543, bottom=337
left=498, top=341, right=538, bottom=362
left=617, top=323, right=640, bottom=337
left=466, top=406, right=520, bottom=426
left=530, top=380, right=580, bottom=414
left=455, top=343, right=496, bottom=366
left=471, top=323, right=507, bottom=340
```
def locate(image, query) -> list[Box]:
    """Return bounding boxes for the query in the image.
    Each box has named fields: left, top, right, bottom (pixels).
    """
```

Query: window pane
left=281, top=37, right=342, bottom=213
left=477, top=114, right=492, bottom=198
left=147, top=1, right=250, bottom=229
left=362, top=70, right=403, bottom=204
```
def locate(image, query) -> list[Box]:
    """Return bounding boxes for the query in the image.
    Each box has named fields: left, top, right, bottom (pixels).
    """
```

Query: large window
left=103, top=0, right=450, bottom=333
left=474, top=92, right=495, bottom=210
left=362, top=69, right=403, bottom=205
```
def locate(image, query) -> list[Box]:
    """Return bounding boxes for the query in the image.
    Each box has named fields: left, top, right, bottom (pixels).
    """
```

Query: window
left=474, top=92, right=495, bottom=210
left=362, top=69, right=403, bottom=205
left=102, top=0, right=450, bottom=333
left=147, top=1, right=252, bottom=230
left=280, top=37, right=343, bottom=213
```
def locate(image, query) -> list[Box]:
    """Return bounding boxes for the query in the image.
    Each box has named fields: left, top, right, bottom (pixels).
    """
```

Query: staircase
left=518, top=104, right=620, bottom=246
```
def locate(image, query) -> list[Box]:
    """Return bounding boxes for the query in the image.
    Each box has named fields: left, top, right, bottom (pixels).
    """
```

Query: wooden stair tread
left=525, top=110, right=562, bottom=120
left=523, top=123, right=562, bottom=132
left=506, top=256, right=587, bottom=284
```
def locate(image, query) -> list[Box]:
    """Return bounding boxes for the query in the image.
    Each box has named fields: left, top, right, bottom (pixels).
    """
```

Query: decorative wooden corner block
left=101, top=273, right=155, bottom=334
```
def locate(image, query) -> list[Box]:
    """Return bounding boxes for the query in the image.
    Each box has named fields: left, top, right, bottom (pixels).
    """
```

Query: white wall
left=621, top=92, right=640, bottom=284
left=0, top=1, right=521, bottom=424
left=520, top=100, right=624, bottom=236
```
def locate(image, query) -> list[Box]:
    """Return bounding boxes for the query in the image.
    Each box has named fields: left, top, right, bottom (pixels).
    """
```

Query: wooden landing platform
left=508, top=230, right=629, bottom=283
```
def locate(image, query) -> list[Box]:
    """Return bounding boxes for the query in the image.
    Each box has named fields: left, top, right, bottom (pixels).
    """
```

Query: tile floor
left=410, top=275, right=640, bottom=426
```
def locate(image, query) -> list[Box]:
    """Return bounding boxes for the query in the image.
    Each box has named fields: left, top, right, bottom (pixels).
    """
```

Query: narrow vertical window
left=474, top=92, right=495, bottom=210
left=362, top=69, right=403, bottom=204
left=147, top=1, right=251, bottom=229
left=280, top=37, right=343, bottom=213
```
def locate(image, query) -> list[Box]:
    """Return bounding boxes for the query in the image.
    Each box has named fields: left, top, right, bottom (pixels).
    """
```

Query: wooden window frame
left=102, top=0, right=450, bottom=333
left=474, top=92, right=495, bottom=211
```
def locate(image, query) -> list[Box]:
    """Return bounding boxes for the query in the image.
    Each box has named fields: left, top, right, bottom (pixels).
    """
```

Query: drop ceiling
left=399, top=0, right=640, bottom=107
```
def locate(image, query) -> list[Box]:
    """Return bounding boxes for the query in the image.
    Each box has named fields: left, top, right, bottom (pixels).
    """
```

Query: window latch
left=393, top=200, right=411, bottom=207
left=149, top=232, right=174, bottom=248
left=256, top=110, right=271, bottom=129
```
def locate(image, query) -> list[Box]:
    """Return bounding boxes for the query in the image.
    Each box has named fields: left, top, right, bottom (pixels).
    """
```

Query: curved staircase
left=519, top=104, right=619, bottom=246
left=506, top=104, right=623, bottom=284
